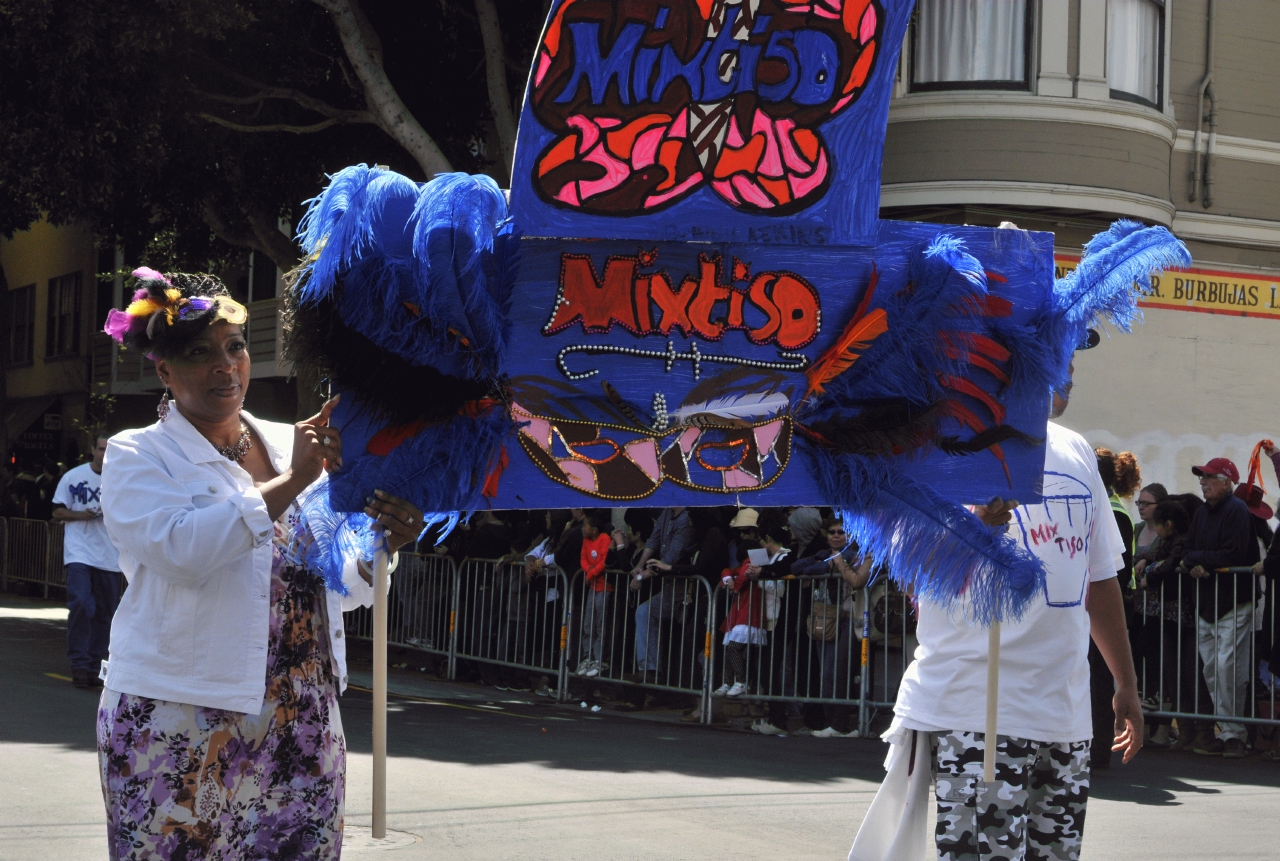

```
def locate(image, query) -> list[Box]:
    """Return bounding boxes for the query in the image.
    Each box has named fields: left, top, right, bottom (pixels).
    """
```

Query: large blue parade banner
left=287, top=0, right=1189, bottom=618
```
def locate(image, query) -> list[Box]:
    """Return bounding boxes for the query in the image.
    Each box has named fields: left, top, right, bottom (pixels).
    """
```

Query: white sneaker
left=810, top=726, right=859, bottom=738
left=583, top=662, right=600, bottom=678
left=726, top=682, right=747, bottom=697
left=575, top=663, right=591, bottom=676
left=751, top=718, right=787, bottom=736
left=712, top=683, right=732, bottom=697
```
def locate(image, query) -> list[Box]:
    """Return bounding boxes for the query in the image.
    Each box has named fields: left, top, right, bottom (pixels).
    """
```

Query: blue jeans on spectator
left=635, top=588, right=675, bottom=672
left=66, top=563, right=121, bottom=674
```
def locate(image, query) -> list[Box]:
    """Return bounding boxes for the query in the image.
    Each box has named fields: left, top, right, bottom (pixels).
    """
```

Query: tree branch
left=201, top=200, right=260, bottom=250
left=474, top=0, right=517, bottom=180
left=245, top=210, right=302, bottom=273
left=198, top=112, right=374, bottom=134
left=311, top=0, right=453, bottom=177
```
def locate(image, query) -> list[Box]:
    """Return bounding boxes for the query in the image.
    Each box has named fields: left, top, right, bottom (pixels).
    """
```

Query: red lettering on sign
left=545, top=251, right=821, bottom=350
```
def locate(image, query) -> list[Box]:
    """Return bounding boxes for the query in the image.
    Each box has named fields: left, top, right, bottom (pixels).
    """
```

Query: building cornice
left=1171, top=211, right=1280, bottom=250
left=880, top=180, right=1175, bottom=225
left=1173, top=130, right=1280, bottom=168
left=887, top=93, right=1178, bottom=145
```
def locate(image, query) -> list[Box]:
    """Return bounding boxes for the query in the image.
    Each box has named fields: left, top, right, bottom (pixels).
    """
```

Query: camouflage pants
left=934, top=730, right=1090, bottom=861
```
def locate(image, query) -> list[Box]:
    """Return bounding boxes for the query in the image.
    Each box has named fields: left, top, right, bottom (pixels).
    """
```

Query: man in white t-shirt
left=52, top=432, right=122, bottom=689
left=851, top=360, right=1142, bottom=861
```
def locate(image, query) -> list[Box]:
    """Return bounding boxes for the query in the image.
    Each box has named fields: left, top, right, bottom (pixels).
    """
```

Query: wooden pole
left=372, top=549, right=389, bottom=839
left=983, top=620, right=1000, bottom=783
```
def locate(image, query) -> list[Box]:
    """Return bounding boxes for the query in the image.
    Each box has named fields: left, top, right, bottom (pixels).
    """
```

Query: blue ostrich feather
left=811, top=234, right=989, bottom=408
left=1013, top=221, right=1191, bottom=396
left=803, top=443, right=1045, bottom=623
left=296, top=166, right=422, bottom=305
left=296, top=477, right=384, bottom=596
left=295, top=478, right=467, bottom=595
left=409, top=173, right=512, bottom=377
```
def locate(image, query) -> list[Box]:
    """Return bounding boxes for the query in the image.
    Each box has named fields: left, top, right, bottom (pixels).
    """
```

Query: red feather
left=804, top=267, right=889, bottom=397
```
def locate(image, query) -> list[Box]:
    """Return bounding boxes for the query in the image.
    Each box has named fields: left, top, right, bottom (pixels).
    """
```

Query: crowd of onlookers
left=403, top=504, right=883, bottom=736
left=9, top=439, right=1280, bottom=749
left=1097, top=442, right=1280, bottom=759
left=0, top=460, right=64, bottom=520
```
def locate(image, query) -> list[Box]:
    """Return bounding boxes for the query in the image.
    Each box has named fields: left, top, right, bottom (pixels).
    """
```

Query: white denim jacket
left=101, top=409, right=377, bottom=714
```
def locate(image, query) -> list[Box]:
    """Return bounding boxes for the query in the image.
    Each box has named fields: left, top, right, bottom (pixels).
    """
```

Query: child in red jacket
left=576, top=509, right=615, bottom=678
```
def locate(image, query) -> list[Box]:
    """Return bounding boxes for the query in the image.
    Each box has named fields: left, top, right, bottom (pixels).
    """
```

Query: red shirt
left=581, top=533, right=614, bottom=592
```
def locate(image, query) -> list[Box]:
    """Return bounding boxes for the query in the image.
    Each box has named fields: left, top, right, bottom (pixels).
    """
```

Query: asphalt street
left=3, top=591, right=1279, bottom=860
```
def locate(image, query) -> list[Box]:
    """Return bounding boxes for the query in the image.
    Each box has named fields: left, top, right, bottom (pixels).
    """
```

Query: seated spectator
left=575, top=509, right=616, bottom=678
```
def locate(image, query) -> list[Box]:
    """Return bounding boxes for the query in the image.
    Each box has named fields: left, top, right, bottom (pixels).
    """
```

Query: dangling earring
left=157, top=388, right=172, bottom=423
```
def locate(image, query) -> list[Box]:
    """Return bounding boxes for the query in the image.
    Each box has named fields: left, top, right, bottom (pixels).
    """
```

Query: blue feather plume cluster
left=295, top=165, right=513, bottom=378
left=810, top=234, right=989, bottom=408
left=808, top=448, right=1045, bottom=624
left=296, top=477, right=384, bottom=596
left=1013, top=220, right=1190, bottom=397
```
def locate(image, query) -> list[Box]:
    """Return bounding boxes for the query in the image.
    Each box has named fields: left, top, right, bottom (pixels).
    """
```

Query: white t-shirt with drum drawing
left=892, top=422, right=1125, bottom=744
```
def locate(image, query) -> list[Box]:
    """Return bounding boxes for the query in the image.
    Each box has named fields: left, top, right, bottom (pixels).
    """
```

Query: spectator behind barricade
left=788, top=506, right=823, bottom=558
left=791, top=517, right=871, bottom=737
left=574, top=509, right=616, bottom=679
left=1133, top=499, right=1196, bottom=747
left=1182, top=457, right=1260, bottom=757
left=51, top=431, right=122, bottom=689
left=611, top=509, right=654, bottom=572
left=1135, top=483, right=1170, bottom=556
left=464, top=510, right=512, bottom=560
left=1091, top=447, right=1141, bottom=768
left=628, top=507, right=695, bottom=678
left=713, top=509, right=768, bottom=698
left=752, top=510, right=802, bottom=735
left=27, top=459, right=57, bottom=520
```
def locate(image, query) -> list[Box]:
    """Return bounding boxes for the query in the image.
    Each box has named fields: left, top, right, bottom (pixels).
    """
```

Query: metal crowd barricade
left=4, top=518, right=53, bottom=595
left=709, top=575, right=860, bottom=709
left=342, top=551, right=459, bottom=672
left=565, top=569, right=714, bottom=722
left=1136, top=567, right=1280, bottom=734
left=451, top=558, right=571, bottom=697
left=46, top=522, right=66, bottom=595
left=0, top=517, right=7, bottom=590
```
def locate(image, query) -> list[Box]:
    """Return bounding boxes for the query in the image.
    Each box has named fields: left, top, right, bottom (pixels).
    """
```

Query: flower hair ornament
left=103, top=268, right=248, bottom=356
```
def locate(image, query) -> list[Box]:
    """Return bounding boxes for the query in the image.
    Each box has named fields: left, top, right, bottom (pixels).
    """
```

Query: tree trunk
left=316, top=0, right=454, bottom=178
left=474, top=0, right=518, bottom=181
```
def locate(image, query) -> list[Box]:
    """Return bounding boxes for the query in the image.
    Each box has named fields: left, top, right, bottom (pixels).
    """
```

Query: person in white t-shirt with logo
left=52, top=431, right=122, bottom=689
left=851, top=355, right=1142, bottom=861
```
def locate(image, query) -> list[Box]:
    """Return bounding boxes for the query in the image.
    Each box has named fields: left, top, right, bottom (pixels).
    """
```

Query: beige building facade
left=2, top=221, right=295, bottom=469
left=881, top=0, right=1280, bottom=505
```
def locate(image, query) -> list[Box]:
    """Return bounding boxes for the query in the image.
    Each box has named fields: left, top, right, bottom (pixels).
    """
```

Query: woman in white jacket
left=98, top=268, right=422, bottom=860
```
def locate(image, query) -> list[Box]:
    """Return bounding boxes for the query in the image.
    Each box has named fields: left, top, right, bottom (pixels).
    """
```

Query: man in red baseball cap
left=1182, top=456, right=1259, bottom=756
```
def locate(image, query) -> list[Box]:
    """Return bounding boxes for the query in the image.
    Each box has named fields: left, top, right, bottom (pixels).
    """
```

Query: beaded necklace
left=214, top=422, right=253, bottom=463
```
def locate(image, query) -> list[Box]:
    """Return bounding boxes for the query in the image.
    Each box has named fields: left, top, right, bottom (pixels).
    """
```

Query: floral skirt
left=97, top=562, right=345, bottom=860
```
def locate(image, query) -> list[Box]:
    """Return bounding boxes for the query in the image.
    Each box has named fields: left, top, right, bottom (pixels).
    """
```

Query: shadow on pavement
left=8, top=590, right=1280, bottom=795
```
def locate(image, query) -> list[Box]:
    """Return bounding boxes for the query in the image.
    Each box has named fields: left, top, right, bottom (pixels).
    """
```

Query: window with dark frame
left=45, top=271, right=84, bottom=358
left=5, top=284, right=36, bottom=365
left=910, top=0, right=1033, bottom=93
left=1108, top=0, right=1164, bottom=109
